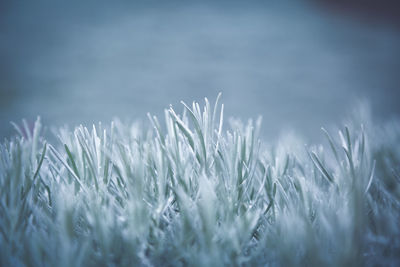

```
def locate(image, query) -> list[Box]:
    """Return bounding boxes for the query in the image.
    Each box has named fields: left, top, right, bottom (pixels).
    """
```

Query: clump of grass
left=1, top=95, right=399, bottom=266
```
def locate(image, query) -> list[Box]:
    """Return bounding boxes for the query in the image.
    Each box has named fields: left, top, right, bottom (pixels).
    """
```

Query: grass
left=0, top=95, right=399, bottom=266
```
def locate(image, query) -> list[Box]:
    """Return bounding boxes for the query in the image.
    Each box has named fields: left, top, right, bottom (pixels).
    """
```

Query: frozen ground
left=1, top=0, right=399, bottom=140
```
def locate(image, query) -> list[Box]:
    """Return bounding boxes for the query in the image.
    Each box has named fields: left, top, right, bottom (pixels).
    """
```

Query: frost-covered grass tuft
left=1, top=96, right=400, bottom=266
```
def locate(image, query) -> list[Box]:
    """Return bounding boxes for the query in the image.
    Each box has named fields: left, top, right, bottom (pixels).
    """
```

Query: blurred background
left=1, top=0, right=399, bottom=141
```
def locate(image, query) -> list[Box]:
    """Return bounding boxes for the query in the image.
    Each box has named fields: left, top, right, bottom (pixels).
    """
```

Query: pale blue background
left=1, top=0, right=399, bottom=141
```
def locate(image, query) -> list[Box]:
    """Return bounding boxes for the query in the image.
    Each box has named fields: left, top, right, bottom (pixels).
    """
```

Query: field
left=1, top=96, right=399, bottom=266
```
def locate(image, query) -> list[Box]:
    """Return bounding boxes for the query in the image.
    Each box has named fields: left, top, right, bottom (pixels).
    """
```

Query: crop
left=1, top=95, right=399, bottom=266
